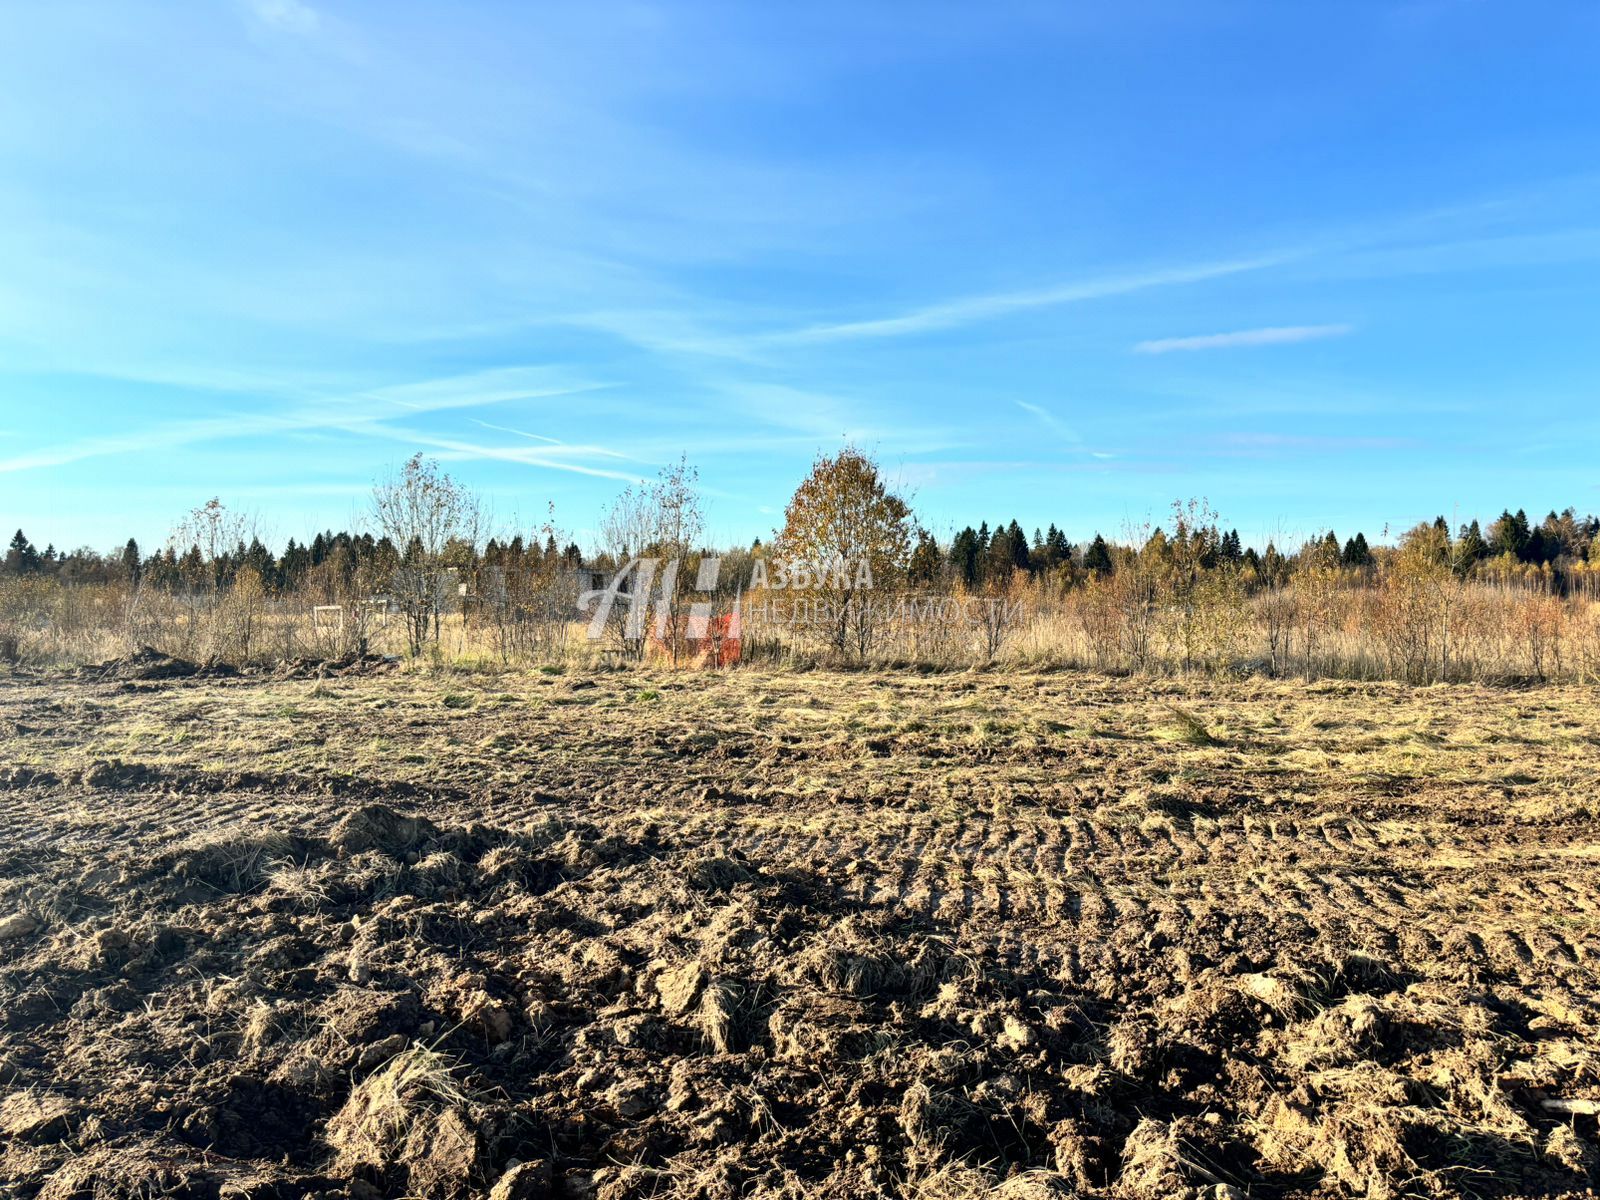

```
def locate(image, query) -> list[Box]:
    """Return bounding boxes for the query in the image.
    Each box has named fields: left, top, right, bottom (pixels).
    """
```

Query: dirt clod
left=0, top=913, right=40, bottom=940
left=329, top=804, right=437, bottom=856
left=489, top=1159, right=554, bottom=1200
left=0, top=1092, right=76, bottom=1141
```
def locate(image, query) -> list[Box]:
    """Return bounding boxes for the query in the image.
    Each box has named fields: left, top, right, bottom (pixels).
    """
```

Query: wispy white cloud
left=245, top=0, right=320, bottom=35
left=0, top=425, right=236, bottom=476
left=366, top=367, right=612, bottom=413
left=1015, top=400, right=1083, bottom=447
left=694, top=380, right=971, bottom=458
left=708, top=381, right=883, bottom=441
left=469, top=419, right=566, bottom=447
left=0, top=367, right=610, bottom=475
left=763, top=255, right=1288, bottom=345
left=463, top=419, right=635, bottom=461
left=362, top=427, right=643, bottom=483
left=1014, top=400, right=1118, bottom=461
left=1192, top=431, right=1415, bottom=459
left=558, top=310, right=768, bottom=363
left=1134, top=324, right=1354, bottom=355
left=1301, top=228, right=1600, bottom=282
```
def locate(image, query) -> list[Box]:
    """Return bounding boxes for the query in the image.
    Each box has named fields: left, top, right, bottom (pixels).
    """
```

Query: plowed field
left=2, top=661, right=1597, bottom=1199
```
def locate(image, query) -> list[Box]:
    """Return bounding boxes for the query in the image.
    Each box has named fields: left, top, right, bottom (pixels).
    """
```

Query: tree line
left=2, top=526, right=584, bottom=593
left=931, top=508, right=1598, bottom=590
left=5, top=448, right=1600, bottom=678
left=6, top=503, right=1598, bottom=594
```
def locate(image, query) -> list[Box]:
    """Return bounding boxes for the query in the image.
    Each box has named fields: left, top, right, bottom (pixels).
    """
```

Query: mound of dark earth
left=80, top=646, right=221, bottom=682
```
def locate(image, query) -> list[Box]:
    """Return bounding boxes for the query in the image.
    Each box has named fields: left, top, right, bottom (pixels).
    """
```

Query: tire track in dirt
left=21, top=768, right=1571, bottom=977
left=675, top=802, right=1600, bottom=981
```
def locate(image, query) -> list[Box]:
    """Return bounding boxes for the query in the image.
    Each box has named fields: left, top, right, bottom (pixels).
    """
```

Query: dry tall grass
left=4, top=569, right=1598, bottom=683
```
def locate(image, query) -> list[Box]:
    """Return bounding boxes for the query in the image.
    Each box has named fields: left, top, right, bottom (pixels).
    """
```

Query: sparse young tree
left=172, top=499, right=255, bottom=591
left=370, top=454, right=481, bottom=655
left=772, top=446, right=916, bottom=661
left=1164, top=499, right=1245, bottom=671
left=595, top=455, right=706, bottom=663
left=481, top=504, right=573, bottom=665
left=1295, top=532, right=1345, bottom=678
left=1373, top=521, right=1461, bottom=683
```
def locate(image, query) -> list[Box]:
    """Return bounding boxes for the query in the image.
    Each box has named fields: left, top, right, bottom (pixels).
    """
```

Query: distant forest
left=5, top=504, right=1598, bottom=594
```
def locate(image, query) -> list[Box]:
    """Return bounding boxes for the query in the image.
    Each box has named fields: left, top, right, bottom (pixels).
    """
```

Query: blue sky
left=3, top=0, right=1599, bottom=554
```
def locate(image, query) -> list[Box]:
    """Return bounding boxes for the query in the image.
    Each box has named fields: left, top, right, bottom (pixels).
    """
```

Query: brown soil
left=1, top=667, right=1597, bottom=1199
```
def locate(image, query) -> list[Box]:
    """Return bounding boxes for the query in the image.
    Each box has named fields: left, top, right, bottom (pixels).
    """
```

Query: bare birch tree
left=370, top=455, right=480, bottom=656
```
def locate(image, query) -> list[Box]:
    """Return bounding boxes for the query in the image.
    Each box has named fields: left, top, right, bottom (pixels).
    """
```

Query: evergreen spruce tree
left=1143, top=527, right=1171, bottom=563
left=984, top=523, right=1014, bottom=583
left=1084, top=533, right=1113, bottom=574
left=179, top=545, right=205, bottom=587
left=1219, top=529, right=1243, bottom=566
left=949, top=527, right=979, bottom=587
left=1041, top=524, right=1065, bottom=570
left=243, top=537, right=274, bottom=588
left=1456, top=521, right=1488, bottom=572
left=1490, top=509, right=1531, bottom=560
left=4, top=530, right=39, bottom=575
left=1526, top=511, right=1565, bottom=565
left=1261, top=541, right=1287, bottom=585
left=909, top=529, right=943, bottom=585
left=280, top=538, right=310, bottom=589
left=151, top=547, right=177, bottom=588
left=1007, top=520, right=1030, bottom=572
left=121, top=538, right=141, bottom=584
